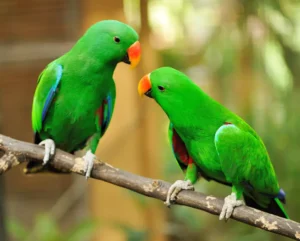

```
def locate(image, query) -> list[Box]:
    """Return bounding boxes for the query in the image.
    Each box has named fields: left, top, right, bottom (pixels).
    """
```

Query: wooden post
left=0, top=117, right=7, bottom=241
left=80, top=1, right=166, bottom=241
left=133, top=1, right=167, bottom=241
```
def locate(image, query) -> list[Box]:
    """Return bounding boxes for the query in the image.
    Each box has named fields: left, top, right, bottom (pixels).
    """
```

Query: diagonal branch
left=0, top=134, right=299, bottom=240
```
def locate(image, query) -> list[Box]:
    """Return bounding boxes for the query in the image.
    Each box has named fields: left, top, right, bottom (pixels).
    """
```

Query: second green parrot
left=28, top=20, right=141, bottom=178
left=138, top=67, right=288, bottom=220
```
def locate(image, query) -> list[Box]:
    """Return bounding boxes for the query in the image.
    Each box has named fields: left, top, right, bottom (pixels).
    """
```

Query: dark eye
left=158, top=86, right=165, bottom=91
left=114, top=36, right=120, bottom=43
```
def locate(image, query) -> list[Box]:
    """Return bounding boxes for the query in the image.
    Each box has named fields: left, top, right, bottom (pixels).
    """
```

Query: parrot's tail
left=243, top=189, right=289, bottom=219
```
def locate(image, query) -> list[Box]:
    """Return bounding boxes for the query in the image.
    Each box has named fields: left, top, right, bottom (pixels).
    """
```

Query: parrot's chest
left=185, top=138, right=226, bottom=181
left=55, top=86, right=102, bottom=122
left=42, top=87, right=104, bottom=150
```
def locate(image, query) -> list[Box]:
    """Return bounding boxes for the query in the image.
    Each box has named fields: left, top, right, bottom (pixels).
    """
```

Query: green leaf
left=6, top=218, right=29, bottom=240
left=125, top=229, right=148, bottom=241
left=263, top=6, right=293, bottom=38
left=64, top=218, right=98, bottom=241
left=32, top=213, right=61, bottom=241
left=118, top=225, right=148, bottom=241
left=263, top=38, right=293, bottom=92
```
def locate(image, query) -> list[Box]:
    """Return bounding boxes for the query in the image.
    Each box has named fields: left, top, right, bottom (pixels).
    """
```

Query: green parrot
left=27, top=20, right=141, bottom=178
left=138, top=67, right=288, bottom=220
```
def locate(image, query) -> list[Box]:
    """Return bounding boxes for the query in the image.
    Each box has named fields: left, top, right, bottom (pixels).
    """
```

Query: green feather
left=28, top=20, right=138, bottom=173
left=274, top=198, right=289, bottom=219
left=146, top=67, right=288, bottom=218
left=32, top=62, right=62, bottom=133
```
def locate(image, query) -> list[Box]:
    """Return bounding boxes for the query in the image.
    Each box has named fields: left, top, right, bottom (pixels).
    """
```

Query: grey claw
left=163, top=200, right=171, bottom=207
left=83, top=150, right=95, bottom=179
left=38, top=139, right=56, bottom=165
left=164, top=180, right=194, bottom=207
left=219, top=193, right=244, bottom=221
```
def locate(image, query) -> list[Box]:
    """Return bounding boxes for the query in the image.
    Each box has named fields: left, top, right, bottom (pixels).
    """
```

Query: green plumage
left=27, top=20, right=139, bottom=173
left=147, top=67, right=288, bottom=218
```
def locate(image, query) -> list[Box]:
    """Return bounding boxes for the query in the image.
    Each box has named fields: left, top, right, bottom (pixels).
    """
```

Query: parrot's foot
left=219, top=193, right=244, bottom=221
left=164, top=180, right=194, bottom=207
left=82, top=150, right=95, bottom=179
left=38, top=139, right=56, bottom=165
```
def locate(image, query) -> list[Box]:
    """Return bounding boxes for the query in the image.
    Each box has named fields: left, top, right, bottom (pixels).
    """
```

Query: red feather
left=172, top=128, right=194, bottom=165
left=96, top=103, right=104, bottom=127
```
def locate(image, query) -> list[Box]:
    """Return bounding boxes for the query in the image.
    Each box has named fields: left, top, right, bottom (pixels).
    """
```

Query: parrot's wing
left=214, top=123, right=278, bottom=194
left=32, top=63, right=63, bottom=134
left=96, top=84, right=116, bottom=137
left=214, top=123, right=288, bottom=218
left=168, top=122, right=230, bottom=184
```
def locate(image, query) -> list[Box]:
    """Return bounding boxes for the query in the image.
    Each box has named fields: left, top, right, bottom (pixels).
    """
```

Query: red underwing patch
left=96, top=104, right=104, bottom=127
left=172, top=128, right=195, bottom=165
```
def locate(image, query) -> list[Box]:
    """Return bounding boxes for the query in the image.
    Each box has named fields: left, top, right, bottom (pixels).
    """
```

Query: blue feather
left=169, top=123, right=175, bottom=154
left=101, top=93, right=113, bottom=134
left=42, top=64, right=63, bottom=122
left=258, top=188, right=286, bottom=200
left=277, top=188, right=286, bottom=201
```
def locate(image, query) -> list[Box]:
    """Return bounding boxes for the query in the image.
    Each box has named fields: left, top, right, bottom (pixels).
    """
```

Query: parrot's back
left=26, top=57, right=116, bottom=174
left=172, top=93, right=288, bottom=218
left=37, top=58, right=114, bottom=151
left=137, top=66, right=288, bottom=219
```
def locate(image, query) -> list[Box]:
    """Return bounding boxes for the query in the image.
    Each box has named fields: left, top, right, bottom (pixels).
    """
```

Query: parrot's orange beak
left=127, top=41, right=141, bottom=68
left=138, top=73, right=152, bottom=97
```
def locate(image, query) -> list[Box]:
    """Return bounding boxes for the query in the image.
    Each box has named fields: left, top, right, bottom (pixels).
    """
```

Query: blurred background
left=1, top=0, right=300, bottom=240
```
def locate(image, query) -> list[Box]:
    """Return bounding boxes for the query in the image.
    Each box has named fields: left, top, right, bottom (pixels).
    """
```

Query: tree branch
left=0, top=134, right=299, bottom=240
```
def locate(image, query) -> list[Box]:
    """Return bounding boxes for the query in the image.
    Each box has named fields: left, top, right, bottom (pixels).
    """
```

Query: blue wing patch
left=169, top=122, right=175, bottom=154
left=101, top=93, right=113, bottom=135
left=41, top=64, right=63, bottom=122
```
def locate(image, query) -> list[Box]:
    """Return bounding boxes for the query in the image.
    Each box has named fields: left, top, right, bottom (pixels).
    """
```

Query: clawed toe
left=39, top=139, right=56, bottom=165
left=83, top=150, right=95, bottom=179
left=219, top=193, right=244, bottom=221
left=164, top=180, right=194, bottom=207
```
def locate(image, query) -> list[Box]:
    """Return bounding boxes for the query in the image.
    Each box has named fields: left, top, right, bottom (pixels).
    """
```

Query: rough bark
left=0, top=134, right=299, bottom=240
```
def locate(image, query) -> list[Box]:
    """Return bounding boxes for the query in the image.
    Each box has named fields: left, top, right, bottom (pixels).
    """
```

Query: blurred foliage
left=6, top=213, right=98, bottom=241
left=6, top=212, right=148, bottom=241
left=4, top=0, right=300, bottom=240
left=147, top=0, right=300, bottom=240
left=117, top=224, right=148, bottom=241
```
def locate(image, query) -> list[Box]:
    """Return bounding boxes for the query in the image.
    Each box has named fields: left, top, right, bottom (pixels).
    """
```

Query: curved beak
left=138, top=73, right=152, bottom=97
left=124, top=41, right=141, bottom=68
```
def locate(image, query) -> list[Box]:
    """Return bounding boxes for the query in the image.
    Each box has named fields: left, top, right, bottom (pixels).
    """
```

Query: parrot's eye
left=158, top=86, right=165, bottom=91
left=113, top=36, right=121, bottom=43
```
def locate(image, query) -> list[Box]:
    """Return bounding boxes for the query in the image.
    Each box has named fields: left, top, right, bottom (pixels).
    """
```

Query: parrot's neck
left=58, top=48, right=116, bottom=96
left=66, top=40, right=119, bottom=74
left=164, top=90, right=229, bottom=139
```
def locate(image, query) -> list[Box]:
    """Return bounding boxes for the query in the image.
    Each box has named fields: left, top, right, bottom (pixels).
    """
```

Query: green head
left=138, top=67, right=204, bottom=111
left=137, top=66, right=225, bottom=129
left=72, top=20, right=141, bottom=68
